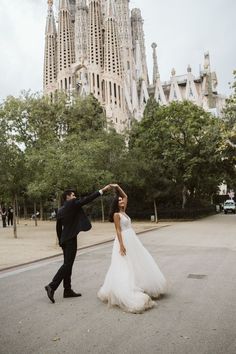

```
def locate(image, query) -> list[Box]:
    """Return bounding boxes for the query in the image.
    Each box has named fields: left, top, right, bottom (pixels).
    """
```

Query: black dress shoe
left=45, top=285, right=55, bottom=303
left=63, top=289, right=82, bottom=298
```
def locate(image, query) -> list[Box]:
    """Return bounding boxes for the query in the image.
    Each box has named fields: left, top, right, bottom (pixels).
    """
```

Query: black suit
left=49, top=191, right=101, bottom=291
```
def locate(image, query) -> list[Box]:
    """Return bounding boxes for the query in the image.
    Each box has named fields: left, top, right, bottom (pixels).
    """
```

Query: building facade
left=43, top=0, right=225, bottom=132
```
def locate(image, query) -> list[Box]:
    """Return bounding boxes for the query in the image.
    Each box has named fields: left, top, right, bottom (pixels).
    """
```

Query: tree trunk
left=13, top=195, right=17, bottom=238
left=23, top=199, right=27, bottom=219
left=154, top=199, right=158, bottom=223
left=101, top=195, right=105, bottom=222
left=40, top=199, right=43, bottom=221
left=33, top=201, right=38, bottom=227
left=15, top=194, right=20, bottom=224
left=210, top=194, right=214, bottom=205
left=182, top=185, right=187, bottom=209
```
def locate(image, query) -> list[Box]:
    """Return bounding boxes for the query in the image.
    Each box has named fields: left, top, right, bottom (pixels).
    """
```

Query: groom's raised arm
left=74, top=185, right=111, bottom=207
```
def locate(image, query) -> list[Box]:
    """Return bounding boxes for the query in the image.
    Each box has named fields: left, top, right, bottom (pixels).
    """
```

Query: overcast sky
left=0, top=0, right=235, bottom=101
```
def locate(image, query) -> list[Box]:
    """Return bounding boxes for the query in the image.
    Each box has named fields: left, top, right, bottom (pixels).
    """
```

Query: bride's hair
left=108, top=191, right=120, bottom=222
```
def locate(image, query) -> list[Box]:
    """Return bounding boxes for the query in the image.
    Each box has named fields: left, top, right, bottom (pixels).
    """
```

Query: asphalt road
left=0, top=214, right=236, bottom=354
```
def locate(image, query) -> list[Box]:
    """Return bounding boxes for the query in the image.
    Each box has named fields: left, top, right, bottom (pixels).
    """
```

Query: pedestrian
left=1, top=207, right=7, bottom=228
left=7, top=206, right=14, bottom=226
left=98, top=184, right=167, bottom=313
left=45, top=185, right=111, bottom=303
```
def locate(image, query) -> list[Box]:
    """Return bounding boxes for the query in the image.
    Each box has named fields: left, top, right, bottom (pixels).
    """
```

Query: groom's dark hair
left=62, top=189, right=76, bottom=202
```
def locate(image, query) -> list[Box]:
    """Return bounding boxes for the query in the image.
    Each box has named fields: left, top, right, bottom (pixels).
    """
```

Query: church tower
left=103, top=0, right=126, bottom=131
left=75, top=0, right=88, bottom=64
left=131, top=8, right=149, bottom=86
left=87, top=0, right=104, bottom=99
left=57, top=0, right=76, bottom=91
left=115, top=1, right=134, bottom=94
left=43, top=1, right=225, bottom=129
left=43, top=0, right=57, bottom=96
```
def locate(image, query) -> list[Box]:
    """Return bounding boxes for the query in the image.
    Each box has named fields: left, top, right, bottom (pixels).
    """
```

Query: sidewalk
left=0, top=219, right=172, bottom=270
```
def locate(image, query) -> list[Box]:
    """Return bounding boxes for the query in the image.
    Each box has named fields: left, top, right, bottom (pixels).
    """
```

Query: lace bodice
left=119, top=212, right=132, bottom=231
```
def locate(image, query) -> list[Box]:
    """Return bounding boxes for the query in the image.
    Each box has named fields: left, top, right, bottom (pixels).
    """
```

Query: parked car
left=223, top=200, right=236, bottom=214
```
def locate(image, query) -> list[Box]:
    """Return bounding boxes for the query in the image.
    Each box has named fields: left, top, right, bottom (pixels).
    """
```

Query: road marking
left=187, top=274, right=207, bottom=279
left=0, top=243, right=112, bottom=279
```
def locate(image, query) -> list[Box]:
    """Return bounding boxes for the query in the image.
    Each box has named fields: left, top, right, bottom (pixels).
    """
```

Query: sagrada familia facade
left=43, top=0, right=225, bottom=132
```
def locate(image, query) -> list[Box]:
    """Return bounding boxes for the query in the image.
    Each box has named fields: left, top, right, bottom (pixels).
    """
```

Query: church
left=43, top=0, right=225, bottom=132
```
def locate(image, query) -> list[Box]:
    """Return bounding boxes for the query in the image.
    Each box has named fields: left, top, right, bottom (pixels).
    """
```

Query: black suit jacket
left=56, top=191, right=101, bottom=246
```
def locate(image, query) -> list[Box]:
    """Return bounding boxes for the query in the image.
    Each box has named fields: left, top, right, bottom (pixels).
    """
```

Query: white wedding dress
left=98, top=213, right=167, bottom=313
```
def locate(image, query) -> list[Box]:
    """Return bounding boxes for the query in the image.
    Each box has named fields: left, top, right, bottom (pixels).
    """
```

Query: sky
left=0, top=0, right=235, bottom=101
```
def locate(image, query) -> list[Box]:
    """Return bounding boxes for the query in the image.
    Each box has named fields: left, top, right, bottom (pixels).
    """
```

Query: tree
left=128, top=99, right=228, bottom=213
left=0, top=120, right=27, bottom=236
left=221, top=70, right=236, bottom=191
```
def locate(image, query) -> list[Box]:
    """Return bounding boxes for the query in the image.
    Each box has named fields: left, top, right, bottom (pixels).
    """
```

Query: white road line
left=0, top=243, right=112, bottom=279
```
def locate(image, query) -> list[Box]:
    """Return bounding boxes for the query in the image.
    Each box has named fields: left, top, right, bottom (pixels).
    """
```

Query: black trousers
left=2, top=216, right=7, bottom=228
left=49, top=237, right=77, bottom=291
left=8, top=215, right=13, bottom=226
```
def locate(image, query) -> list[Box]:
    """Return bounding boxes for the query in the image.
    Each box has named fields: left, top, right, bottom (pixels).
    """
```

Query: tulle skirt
left=98, top=227, right=166, bottom=313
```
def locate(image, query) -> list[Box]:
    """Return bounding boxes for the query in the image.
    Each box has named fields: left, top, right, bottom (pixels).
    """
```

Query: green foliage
left=222, top=70, right=236, bottom=190
left=0, top=102, right=27, bottom=202
left=1, top=89, right=235, bottom=216
left=223, top=70, right=236, bottom=131
left=0, top=92, right=125, bottom=208
left=129, top=99, right=228, bottom=207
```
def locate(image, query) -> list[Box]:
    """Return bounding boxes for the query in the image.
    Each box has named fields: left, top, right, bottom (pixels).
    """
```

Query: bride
left=97, top=184, right=167, bottom=313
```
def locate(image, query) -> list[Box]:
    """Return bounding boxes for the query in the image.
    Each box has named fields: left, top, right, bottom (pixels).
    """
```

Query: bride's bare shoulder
left=113, top=212, right=120, bottom=219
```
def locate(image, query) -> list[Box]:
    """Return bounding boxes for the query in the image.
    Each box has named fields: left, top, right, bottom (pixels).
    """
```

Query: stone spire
left=88, top=0, right=103, bottom=69
left=203, top=51, right=211, bottom=73
left=169, top=68, right=182, bottom=102
left=103, top=0, right=126, bottom=131
left=104, top=0, right=122, bottom=77
left=185, top=64, right=199, bottom=103
left=131, top=8, right=149, bottom=85
left=115, top=0, right=134, bottom=101
left=75, top=0, right=88, bottom=64
left=151, top=42, right=159, bottom=85
left=57, top=0, right=75, bottom=87
left=45, top=0, right=57, bottom=35
left=202, top=52, right=216, bottom=109
left=151, top=43, right=166, bottom=105
left=43, top=0, right=57, bottom=94
left=106, top=0, right=116, bottom=17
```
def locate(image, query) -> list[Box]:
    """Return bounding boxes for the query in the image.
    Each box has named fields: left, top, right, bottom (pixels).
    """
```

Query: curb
left=0, top=224, right=170, bottom=273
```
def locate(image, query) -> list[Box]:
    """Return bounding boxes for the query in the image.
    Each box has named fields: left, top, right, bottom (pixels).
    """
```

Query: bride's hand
left=120, top=244, right=126, bottom=256
left=109, top=183, right=119, bottom=188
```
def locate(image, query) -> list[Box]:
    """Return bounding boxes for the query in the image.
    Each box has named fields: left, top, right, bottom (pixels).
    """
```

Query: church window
left=109, top=82, right=112, bottom=97
left=118, top=86, right=121, bottom=107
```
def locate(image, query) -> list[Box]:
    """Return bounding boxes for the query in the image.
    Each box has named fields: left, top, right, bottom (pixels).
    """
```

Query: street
left=0, top=214, right=236, bottom=354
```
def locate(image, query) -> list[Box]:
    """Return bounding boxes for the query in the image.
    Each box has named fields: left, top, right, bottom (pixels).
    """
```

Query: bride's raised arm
left=110, top=184, right=128, bottom=210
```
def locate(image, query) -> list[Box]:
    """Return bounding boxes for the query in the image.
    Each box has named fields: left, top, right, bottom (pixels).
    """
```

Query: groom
left=45, top=185, right=111, bottom=303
